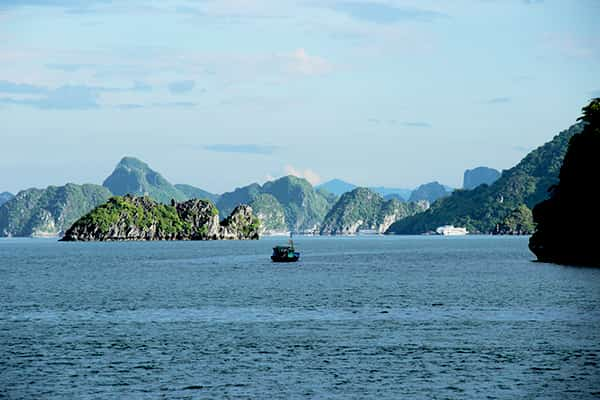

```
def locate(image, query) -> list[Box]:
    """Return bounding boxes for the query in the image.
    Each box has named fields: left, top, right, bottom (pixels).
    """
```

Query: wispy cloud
left=0, top=80, right=153, bottom=109
left=284, top=165, right=321, bottom=185
left=331, top=2, right=446, bottom=24
left=0, top=80, right=47, bottom=94
left=486, top=97, right=511, bottom=104
left=168, top=80, right=196, bottom=94
left=402, top=121, right=431, bottom=128
left=204, top=144, right=278, bottom=155
left=0, top=85, right=100, bottom=109
left=46, top=63, right=95, bottom=72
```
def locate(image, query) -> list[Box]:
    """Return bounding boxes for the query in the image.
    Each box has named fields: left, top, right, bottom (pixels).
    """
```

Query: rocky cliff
left=529, top=98, right=600, bottom=266
left=320, top=188, right=428, bottom=235
left=61, top=195, right=259, bottom=241
left=0, top=184, right=112, bottom=237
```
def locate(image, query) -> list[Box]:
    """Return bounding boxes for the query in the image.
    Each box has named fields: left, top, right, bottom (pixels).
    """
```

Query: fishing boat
left=271, top=235, right=300, bottom=262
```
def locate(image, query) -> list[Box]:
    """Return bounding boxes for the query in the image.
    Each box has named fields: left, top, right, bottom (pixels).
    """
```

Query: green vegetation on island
left=320, top=187, right=428, bottom=235
left=62, top=195, right=259, bottom=241
left=530, top=98, right=600, bottom=266
left=0, top=183, right=112, bottom=237
left=387, top=122, right=584, bottom=234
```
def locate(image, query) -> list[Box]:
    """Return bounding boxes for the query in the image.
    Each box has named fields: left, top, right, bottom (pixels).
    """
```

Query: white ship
left=435, top=225, right=468, bottom=236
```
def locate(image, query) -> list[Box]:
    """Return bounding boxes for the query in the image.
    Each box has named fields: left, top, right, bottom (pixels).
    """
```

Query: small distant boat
left=435, top=225, right=468, bottom=236
left=271, top=235, right=300, bottom=262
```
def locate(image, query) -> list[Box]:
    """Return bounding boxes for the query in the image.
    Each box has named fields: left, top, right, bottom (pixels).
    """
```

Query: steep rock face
left=219, top=205, right=260, bottom=240
left=61, top=195, right=259, bottom=241
left=0, top=192, right=14, bottom=207
left=463, top=167, right=501, bottom=190
left=387, top=122, right=584, bottom=235
left=0, top=184, right=112, bottom=237
left=529, top=99, right=600, bottom=266
left=408, top=182, right=451, bottom=204
left=103, top=157, right=187, bottom=204
left=320, top=188, right=428, bottom=235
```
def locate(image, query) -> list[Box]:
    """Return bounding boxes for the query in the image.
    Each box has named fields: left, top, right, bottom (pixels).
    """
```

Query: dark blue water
left=1, top=236, right=599, bottom=399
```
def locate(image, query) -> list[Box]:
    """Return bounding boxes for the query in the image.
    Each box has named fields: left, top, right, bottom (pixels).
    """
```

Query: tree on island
left=529, top=98, right=600, bottom=266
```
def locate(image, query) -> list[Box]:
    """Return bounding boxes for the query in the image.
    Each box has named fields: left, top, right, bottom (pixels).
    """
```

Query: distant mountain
left=387, top=123, right=584, bottom=235
left=320, top=188, right=427, bottom=235
left=0, top=183, right=112, bottom=237
left=216, top=183, right=263, bottom=218
left=0, top=192, right=13, bottom=206
left=217, top=176, right=335, bottom=233
left=103, top=157, right=187, bottom=204
left=530, top=99, right=600, bottom=266
left=317, top=179, right=356, bottom=196
left=408, top=182, right=451, bottom=203
left=369, top=186, right=412, bottom=201
left=318, top=179, right=412, bottom=200
left=463, top=167, right=501, bottom=189
left=174, top=184, right=220, bottom=203
left=249, top=193, right=287, bottom=233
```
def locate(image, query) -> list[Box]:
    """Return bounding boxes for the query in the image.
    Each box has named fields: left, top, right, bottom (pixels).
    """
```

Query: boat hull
left=271, top=254, right=300, bottom=263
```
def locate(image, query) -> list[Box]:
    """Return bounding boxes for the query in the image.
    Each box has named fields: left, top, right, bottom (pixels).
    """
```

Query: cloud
left=284, top=165, right=321, bottom=185
left=116, top=103, right=144, bottom=110
left=0, top=80, right=47, bottom=94
left=486, top=97, right=511, bottom=104
left=151, top=101, right=196, bottom=108
left=331, top=2, right=446, bottom=24
left=0, top=85, right=100, bottom=109
left=287, top=48, right=333, bottom=76
left=204, top=144, right=278, bottom=155
left=45, top=63, right=95, bottom=72
left=402, top=121, right=431, bottom=128
left=0, top=80, right=153, bottom=109
left=168, top=80, right=196, bottom=94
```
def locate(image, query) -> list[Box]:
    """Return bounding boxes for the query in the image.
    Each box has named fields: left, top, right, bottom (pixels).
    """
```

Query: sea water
left=1, top=236, right=599, bottom=399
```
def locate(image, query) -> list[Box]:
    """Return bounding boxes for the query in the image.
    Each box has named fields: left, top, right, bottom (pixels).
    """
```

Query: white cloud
left=284, top=165, right=322, bottom=185
left=287, top=48, right=333, bottom=76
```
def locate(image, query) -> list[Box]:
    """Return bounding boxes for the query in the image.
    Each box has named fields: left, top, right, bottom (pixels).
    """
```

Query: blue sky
left=1, top=0, right=599, bottom=194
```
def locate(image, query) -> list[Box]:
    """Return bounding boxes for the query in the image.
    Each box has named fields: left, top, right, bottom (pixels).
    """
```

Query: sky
left=1, top=0, right=599, bottom=194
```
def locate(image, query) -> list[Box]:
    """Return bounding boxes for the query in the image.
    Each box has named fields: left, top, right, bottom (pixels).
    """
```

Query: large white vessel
left=435, top=225, right=468, bottom=236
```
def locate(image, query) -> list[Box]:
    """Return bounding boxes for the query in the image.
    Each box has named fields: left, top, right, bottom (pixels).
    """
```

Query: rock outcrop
left=529, top=98, right=600, bottom=266
left=61, top=195, right=260, bottom=241
left=320, top=188, right=428, bottom=235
